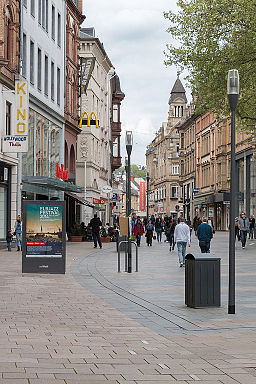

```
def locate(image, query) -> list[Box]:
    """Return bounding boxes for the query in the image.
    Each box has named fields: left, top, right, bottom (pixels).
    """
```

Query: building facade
left=146, top=77, right=187, bottom=218
left=111, top=75, right=125, bottom=171
left=0, top=0, right=20, bottom=244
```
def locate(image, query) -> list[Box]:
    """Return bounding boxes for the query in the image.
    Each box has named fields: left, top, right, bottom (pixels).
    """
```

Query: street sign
left=101, top=185, right=112, bottom=194
left=2, top=136, right=28, bottom=152
left=193, top=188, right=200, bottom=194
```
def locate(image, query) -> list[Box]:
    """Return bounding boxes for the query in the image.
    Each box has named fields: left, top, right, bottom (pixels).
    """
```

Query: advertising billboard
left=22, top=201, right=66, bottom=273
left=139, top=181, right=146, bottom=212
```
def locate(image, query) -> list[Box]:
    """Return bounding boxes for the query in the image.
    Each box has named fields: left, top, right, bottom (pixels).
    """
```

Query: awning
left=22, top=176, right=83, bottom=193
left=65, top=192, right=94, bottom=208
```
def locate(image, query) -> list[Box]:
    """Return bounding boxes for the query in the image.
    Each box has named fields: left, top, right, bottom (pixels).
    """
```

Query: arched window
left=65, top=141, right=68, bottom=169
left=70, top=144, right=75, bottom=173
left=5, top=6, right=13, bottom=64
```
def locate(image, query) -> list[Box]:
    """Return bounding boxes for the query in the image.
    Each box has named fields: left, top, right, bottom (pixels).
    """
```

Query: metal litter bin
left=185, top=253, right=221, bottom=308
left=116, top=232, right=127, bottom=252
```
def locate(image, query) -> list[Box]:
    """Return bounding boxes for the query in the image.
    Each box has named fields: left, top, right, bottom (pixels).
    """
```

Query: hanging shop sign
left=15, top=80, right=29, bottom=135
left=93, top=198, right=105, bottom=205
left=79, top=111, right=99, bottom=128
left=139, top=181, right=146, bottom=212
left=101, top=185, right=112, bottom=194
left=80, top=57, right=96, bottom=94
left=2, top=136, right=28, bottom=152
left=22, top=201, right=66, bottom=274
left=56, top=163, right=69, bottom=180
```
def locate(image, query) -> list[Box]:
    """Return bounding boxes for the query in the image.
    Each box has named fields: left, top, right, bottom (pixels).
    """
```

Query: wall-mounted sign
left=112, top=192, right=118, bottom=200
left=22, top=201, right=66, bottom=274
left=15, top=80, right=29, bottom=135
left=80, top=57, right=96, bottom=94
left=79, top=111, right=99, bottom=128
left=56, top=164, right=68, bottom=180
left=2, top=136, right=28, bottom=152
left=93, top=198, right=105, bottom=205
left=139, top=181, right=146, bottom=212
left=101, top=185, right=112, bottom=194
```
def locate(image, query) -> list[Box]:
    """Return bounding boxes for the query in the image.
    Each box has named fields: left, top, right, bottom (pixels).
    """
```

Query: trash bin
left=116, top=232, right=128, bottom=252
left=185, top=253, right=221, bottom=308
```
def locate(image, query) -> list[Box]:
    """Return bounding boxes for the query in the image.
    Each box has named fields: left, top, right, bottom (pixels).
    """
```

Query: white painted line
left=190, top=374, right=200, bottom=381
left=158, top=363, right=168, bottom=369
left=249, top=243, right=254, bottom=245
left=128, top=350, right=136, bottom=355
left=141, top=340, right=149, bottom=344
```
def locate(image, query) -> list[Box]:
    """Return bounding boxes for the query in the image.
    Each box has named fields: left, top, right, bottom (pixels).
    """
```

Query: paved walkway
left=0, top=233, right=255, bottom=383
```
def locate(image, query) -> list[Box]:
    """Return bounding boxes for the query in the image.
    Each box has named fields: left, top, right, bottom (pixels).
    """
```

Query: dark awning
left=65, top=192, right=94, bottom=208
left=22, top=176, right=83, bottom=193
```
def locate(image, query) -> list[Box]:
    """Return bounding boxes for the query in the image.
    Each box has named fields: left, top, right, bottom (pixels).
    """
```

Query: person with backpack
left=196, top=217, right=213, bottom=253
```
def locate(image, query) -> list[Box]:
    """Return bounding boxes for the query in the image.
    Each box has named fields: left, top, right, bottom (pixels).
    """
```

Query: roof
left=169, top=77, right=187, bottom=104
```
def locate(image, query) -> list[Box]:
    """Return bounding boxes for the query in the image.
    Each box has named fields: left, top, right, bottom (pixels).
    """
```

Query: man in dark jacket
left=89, top=214, right=102, bottom=248
left=196, top=218, right=213, bottom=253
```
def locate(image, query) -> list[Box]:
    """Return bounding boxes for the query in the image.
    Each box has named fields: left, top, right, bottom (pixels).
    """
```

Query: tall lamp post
left=146, top=172, right=150, bottom=222
left=227, top=69, right=239, bottom=314
left=126, top=131, right=133, bottom=273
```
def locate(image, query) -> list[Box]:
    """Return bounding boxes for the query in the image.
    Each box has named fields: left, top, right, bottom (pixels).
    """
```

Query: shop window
left=50, top=125, right=60, bottom=176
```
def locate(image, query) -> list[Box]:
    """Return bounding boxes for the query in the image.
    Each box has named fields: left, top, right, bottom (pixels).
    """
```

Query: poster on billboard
left=139, top=181, right=146, bottom=212
left=22, top=201, right=66, bottom=274
left=2, top=136, right=28, bottom=152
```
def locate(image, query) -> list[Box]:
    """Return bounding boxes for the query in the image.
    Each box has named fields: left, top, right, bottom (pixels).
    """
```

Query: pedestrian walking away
left=6, top=230, right=13, bottom=252
left=134, top=218, right=144, bottom=247
left=155, top=218, right=163, bottom=242
left=14, top=215, right=22, bottom=251
left=174, top=217, right=191, bottom=267
left=145, top=220, right=154, bottom=246
left=169, top=219, right=176, bottom=251
left=193, top=214, right=202, bottom=237
left=197, top=218, right=213, bottom=253
left=238, top=212, right=249, bottom=249
left=249, top=215, right=255, bottom=240
left=89, top=214, right=102, bottom=249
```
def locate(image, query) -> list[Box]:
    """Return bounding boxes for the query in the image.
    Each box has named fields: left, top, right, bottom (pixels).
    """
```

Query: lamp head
left=227, top=69, right=239, bottom=95
left=125, top=131, right=133, bottom=155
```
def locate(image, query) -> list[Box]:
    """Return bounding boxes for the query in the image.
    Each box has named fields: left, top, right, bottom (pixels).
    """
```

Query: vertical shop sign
left=22, top=201, right=66, bottom=273
left=15, top=80, right=29, bottom=135
left=139, top=181, right=146, bottom=212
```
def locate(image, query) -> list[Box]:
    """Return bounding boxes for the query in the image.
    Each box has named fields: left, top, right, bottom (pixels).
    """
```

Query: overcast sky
left=83, top=0, right=187, bottom=166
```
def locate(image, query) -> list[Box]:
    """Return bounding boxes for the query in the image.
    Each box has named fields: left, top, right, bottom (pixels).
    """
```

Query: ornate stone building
left=0, top=0, right=20, bottom=244
left=146, top=77, right=187, bottom=217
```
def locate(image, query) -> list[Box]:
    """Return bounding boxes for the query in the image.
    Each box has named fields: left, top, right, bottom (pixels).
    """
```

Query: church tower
left=167, top=76, right=187, bottom=128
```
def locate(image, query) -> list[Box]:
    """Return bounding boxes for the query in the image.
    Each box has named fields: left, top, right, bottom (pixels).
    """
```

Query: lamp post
left=227, top=69, right=239, bottom=314
left=146, top=171, right=150, bottom=222
left=126, top=131, right=133, bottom=273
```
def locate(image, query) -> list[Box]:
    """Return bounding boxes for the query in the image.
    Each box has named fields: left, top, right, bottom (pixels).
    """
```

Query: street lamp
left=125, top=131, right=133, bottom=273
left=227, top=69, right=239, bottom=315
left=146, top=171, right=150, bottom=222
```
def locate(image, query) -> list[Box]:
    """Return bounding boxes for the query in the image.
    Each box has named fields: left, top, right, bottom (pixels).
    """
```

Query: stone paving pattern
left=0, top=232, right=255, bottom=383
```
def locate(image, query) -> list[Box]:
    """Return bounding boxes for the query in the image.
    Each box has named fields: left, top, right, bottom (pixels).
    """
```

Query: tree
left=164, top=0, right=256, bottom=129
left=115, top=165, right=147, bottom=179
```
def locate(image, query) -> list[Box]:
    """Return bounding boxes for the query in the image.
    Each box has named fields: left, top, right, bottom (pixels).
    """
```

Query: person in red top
left=134, top=218, right=144, bottom=247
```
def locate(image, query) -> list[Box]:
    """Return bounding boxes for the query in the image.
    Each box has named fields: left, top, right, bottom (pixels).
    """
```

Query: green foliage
left=71, top=223, right=83, bottom=236
left=100, top=226, right=108, bottom=237
left=116, top=165, right=147, bottom=178
left=164, top=0, right=256, bottom=130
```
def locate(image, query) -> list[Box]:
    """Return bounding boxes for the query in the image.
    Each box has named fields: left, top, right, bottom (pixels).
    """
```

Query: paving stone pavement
left=0, top=232, right=255, bottom=384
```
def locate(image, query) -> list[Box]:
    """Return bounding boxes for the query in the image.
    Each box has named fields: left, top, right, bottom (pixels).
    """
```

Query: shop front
left=0, top=162, right=12, bottom=247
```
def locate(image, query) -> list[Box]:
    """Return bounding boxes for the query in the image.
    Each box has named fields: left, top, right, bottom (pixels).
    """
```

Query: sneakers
left=242, top=246, right=245, bottom=249
left=180, top=263, right=183, bottom=268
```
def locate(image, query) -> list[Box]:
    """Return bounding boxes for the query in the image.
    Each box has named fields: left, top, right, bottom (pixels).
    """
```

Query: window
left=113, top=104, right=118, bottom=122
left=22, top=33, right=27, bottom=77
left=172, top=163, right=179, bottom=175
left=38, top=0, right=41, bottom=24
left=44, top=55, right=48, bottom=95
left=113, top=137, right=118, bottom=157
left=45, top=0, right=48, bottom=31
left=57, top=67, right=60, bottom=105
left=30, top=40, right=34, bottom=84
left=51, top=5, right=55, bottom=40
left=6, top=102, right=11, bottom=135
left=51, top=61, right=54, bottom=100
left=57, top=13, right=61, bottom=46
left=37, top=48, right=42, bottom=90
left=31, top=0, right=35, bottom=16
left=170, top=185, right=179, bottom=199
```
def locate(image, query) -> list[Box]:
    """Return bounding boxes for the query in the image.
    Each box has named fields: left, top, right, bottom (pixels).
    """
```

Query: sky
left=82, top=0, right=187, bottom=166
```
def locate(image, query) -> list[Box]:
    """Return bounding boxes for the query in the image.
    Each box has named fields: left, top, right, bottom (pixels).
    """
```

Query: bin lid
left=185, top=253, right=221, bottom=261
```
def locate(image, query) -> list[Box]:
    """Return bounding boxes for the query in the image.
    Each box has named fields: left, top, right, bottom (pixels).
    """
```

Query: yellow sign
left=79, top=111, right=99, bottom=128
left=15, top=81, right=28, bottom=136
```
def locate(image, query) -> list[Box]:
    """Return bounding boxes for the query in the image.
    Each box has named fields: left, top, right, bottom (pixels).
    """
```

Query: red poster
left=139, top=182, right=146, bottom=212
left=93, top=198, right=105, bottom=205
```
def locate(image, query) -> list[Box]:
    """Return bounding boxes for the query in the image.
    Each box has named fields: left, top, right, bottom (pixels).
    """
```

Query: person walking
left=89, top=214, right=102, bottom=249
left=238, top=212, right=249, bottom=249
left=174, top=217, right=191, bottom=267
left=196, top=218, right=213, bottom=253
left=14, top=215, right=22, bottom=251
left=155, top=218, right=163, bottom=242
left=235, top=217, right=240, bottom=241
left=249, top=215, right=255, bottom=240
left=6, top=230, right=13, bottom=252
left=169, top=219, right=177, bottom=251
left=193, top=215, right=202, bottom=236
left=134, top=218, right=144, bottom=247
left=145, top=220, right=154, bottom=246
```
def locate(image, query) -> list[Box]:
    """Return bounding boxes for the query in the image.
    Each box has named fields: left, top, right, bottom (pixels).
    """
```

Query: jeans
left=249, top=227, right=255, bottom=239
left=240, top=230, right=247, bottom=247
left=169, top=233, right=174, bottom=248
left=16, top=233, right=22, bottom=248
left=199, top=241, right=210, bottom=253
left=156, top=229, right=162, bottom=242
left=7, top=241, right=12, bottom=251
left=136, top=234, right=141, bottom=246
left=93, top=232, right=102, bottom=248
left=177, top=242, right=187, bottom=265
left=235, top=226, right=240, bottom=241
